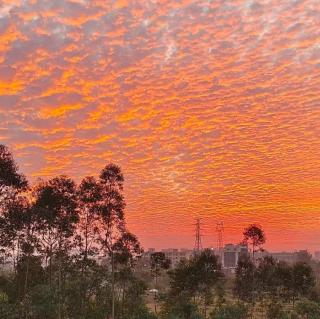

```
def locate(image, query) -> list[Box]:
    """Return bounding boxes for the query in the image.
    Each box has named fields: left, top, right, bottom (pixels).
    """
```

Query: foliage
left=243, top=224, right=265, bottom=259
left=234, top=255, right=256, bottom=302
left=295, top=299, right=320, bottom=319
left=150, top=252, right=171, bottom=286
left=0, top=144, right=27, bottom=189
left=210, top=302, right=248, bottom=319
left=291, top=262, right=315, bottom=303
left=265, top=302, right=289, bottom=319
left=0, top=145, right=154, bottom=319
left=163, top=249, right=223, bottom=318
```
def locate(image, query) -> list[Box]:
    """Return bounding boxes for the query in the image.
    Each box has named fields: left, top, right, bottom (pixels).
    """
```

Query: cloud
left=0, top=0, right=319, bottom=250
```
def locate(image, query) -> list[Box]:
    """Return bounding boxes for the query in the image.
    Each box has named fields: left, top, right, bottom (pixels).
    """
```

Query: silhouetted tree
left=0, top=144, right=27, bottom=190
left=33, top=176, right=78, bottom=319
left=291, top=262, right=315, bottom=306
left=164, top=249, right=223, bottom=318
left=243, top=224, right=265, bottom=261
left=98, top=163, right=126, bottom=319
left=76, top=176, right=103, bottom=263
left=256, top=256, right=278, bottom=299
left=0, top=156, right=155, bottom=319
left=274, top=261, right=293, bottom=302
left=75, top=176, right=103, bottom=314
left=234, top=255, right=256, bottom=303
left=150, top=252, right=171, bottom=287
left=0, top=144, right=29, bottom=268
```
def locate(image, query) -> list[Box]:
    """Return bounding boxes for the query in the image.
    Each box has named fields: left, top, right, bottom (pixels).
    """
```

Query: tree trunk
left=23, top=254, right=30, bottom=319
left=58, top=258, right=62, bottom=319
left=111, top=250, right=115, bottom=319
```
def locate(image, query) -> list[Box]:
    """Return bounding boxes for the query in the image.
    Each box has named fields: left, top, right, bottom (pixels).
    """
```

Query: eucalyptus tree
left=73, top=176, right=103, bottom=315
left=0, top=144, right=27, bottom=190
left=76, top=176, right=103, bottom=262
left=33, top=176, right=78, bottom=319
left=98, top=163, right=126, bottom=319
left=150, top=252, right=171, bottom=287
left=0, top=144, right=28, bottom=266
left=112, top=232, right=143, bottom=318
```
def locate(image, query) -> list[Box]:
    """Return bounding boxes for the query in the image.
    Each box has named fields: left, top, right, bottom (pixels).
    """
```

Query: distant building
left=315, top=251, right=320, bottom=260
left=161, top=248, right=193, bottom=267
left=271, top=252, right=296, bottom=263
left=270, top=250, right=312, bottom=264
left=222, top=244, right=248, bottom=271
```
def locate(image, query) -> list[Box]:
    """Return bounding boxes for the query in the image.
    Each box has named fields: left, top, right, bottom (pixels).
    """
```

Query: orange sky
left=0, top=0, right=320, bottom=252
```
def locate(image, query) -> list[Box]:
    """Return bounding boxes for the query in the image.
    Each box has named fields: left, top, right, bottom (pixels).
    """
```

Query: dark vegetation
left=1, top=144, right=319, bottom=319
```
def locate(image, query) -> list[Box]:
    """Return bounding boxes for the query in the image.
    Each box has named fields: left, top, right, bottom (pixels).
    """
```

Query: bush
left=295, top=299, right=320, bottom=319
left=266, top=302, right=289, bottom=319
left=210, top=303, right=248, bottom=319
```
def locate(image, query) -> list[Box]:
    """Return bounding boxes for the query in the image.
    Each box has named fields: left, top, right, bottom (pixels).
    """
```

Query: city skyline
left=1, top=0, right=320, bottom=252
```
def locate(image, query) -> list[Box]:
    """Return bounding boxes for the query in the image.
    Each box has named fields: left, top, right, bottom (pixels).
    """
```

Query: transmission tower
left=194, top=218, right=203, bottom=254
left=216, top=221, right=224, bottom=257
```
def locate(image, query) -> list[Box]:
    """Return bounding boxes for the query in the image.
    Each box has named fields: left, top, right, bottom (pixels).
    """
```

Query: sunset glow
left=1, top=0, right=320, bottom=251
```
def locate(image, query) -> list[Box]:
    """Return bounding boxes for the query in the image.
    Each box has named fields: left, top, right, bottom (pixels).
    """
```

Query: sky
left=0, top=0, right=320, bottom=252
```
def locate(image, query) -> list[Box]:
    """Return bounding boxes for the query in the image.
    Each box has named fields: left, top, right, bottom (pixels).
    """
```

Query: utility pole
left=194, top=218, right=203, bottom=255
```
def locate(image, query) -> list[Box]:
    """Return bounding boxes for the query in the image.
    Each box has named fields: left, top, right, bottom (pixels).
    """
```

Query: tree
left=0, top=144, right=29, bottom=269
left=164, top=249, right=223, bottom=318
left=75, top=176, right=103, bottom=315
left=98, top=163, right=126, bottom=319
left=0, top=159, right=153, bottom=319
left=150, top=252, right=170, bottom=314
left=29, top=284, right=57, bottom=319
left=112, top=231, right=142, bottom=267
left=234, top=255, right=256, bottom=303
left=150, top=252, right=171, bottom=287
left=112, top=231, right=143, bottom=318
left=76, top=176, right=103, bottom=263
left=270, top=260, right=292, bottom=304
left=256, top=256, right=278, bottom=299
left=0, top=144, right=27, bottom=190
left=291, top=262, right=315, bottom=306
left=33, top=176, right=78, bottom=319
left=243, top=224, right=265, bottom=261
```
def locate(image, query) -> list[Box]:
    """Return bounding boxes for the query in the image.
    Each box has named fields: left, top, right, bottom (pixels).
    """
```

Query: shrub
left=266, top=302, right=289, bottom=319
left=295, top=299, right=320, bottom=319
left=210, top=302, right=248, bottom=319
